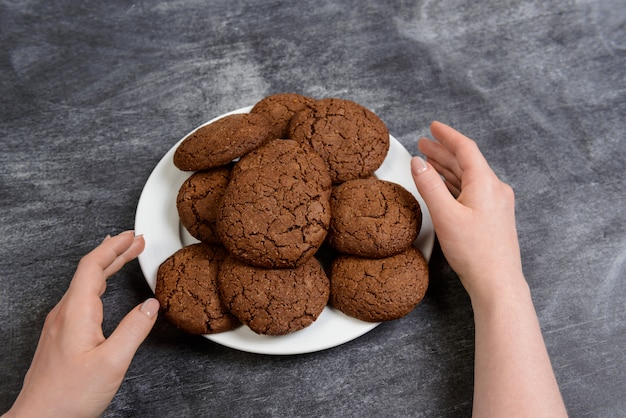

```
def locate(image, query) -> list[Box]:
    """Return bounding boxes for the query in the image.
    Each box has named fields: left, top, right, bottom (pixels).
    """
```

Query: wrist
left=464, top=270, right=530, bottom=314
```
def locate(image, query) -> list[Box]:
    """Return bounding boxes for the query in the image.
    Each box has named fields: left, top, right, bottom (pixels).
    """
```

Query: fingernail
left=411, top=156, right=428, bottom=175
left=140, top=298, right=159, bottom=319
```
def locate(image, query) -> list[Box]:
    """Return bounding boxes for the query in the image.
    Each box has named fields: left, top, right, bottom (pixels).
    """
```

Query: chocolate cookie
left=155, top=243, right=240, bottom=334
left=329, top=246, right=429, bottom=322
left=217, top=139, right=332, bottom=268
left=250, top=93, right=316, bottom=139
left=217, top=256, right=330, bottom=335
left=288, top=98, right=389, bottom=183
left=176, top=165, right=231, bottom=244
left=173, top=113, right=272, bottom=171
left=327, top=178, right=422, bottom=258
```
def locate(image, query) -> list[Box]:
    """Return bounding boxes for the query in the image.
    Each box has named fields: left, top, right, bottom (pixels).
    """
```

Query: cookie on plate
left=155, top=243, right=240, bottom=334
left=288, top=97, right=389, bottom=183
left=217, top=139, right=332, bottom=268
left=217, top=255, right=330, bottom=335
left=173, top=113, right=272, bottom=171
left=329, top=246, right=429, bottom=322
left=250, top=93, right=316, bottom=140
left=327, top=178, right=422, bottom=258
left=176, top=165, right=231, bottom=244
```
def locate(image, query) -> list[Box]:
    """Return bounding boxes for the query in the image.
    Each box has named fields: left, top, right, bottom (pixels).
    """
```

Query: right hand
left=410, top=121, right=524, bottom=303
left=411, top=122, right=568, bottom=417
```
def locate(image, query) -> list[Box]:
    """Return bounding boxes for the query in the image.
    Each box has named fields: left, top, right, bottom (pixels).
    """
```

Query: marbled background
left=1, top=0, right=624, bottom=416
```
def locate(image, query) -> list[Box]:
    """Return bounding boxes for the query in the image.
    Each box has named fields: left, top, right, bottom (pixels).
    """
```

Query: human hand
left=411, top=122, right=567, bottom=417
left=5, top=231, right=159, bottom=418
left=411, top=121, right=524, bottom=304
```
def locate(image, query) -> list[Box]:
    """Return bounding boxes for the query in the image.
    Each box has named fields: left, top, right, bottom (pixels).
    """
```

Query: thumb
left=411, top=156, right=458, bottom=219
left=100, top=298, right=159, bottom=367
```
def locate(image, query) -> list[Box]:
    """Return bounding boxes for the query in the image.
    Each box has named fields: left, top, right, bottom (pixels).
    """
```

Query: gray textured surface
left=1, top=0, right=625, bottom=416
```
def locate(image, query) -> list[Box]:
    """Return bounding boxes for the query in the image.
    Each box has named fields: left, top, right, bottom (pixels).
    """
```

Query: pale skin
left=3, top=231, right=159, bottom=418
left=411, top=121, right=568, bottom=417
left=4, top=123, right=567, bottom=417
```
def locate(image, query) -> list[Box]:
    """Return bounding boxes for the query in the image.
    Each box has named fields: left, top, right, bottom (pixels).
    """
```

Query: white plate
left=135, top=106, right=435, bottom=355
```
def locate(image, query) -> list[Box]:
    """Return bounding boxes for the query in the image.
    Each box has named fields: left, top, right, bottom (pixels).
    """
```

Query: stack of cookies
left=154, top=93, right=429, bottom=337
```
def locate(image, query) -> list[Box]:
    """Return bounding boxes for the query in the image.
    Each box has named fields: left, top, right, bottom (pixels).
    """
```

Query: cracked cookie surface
left=250, top=93, right=315, bottom=140
left=217, top=255, right=330, bottom=335
left=155, top=243, right=240, bottom=334
left=328, top=178, right=422, bottom=258
left=329, top=246, right=429, bottom=322
left=174, top=113, right=272, bottom=171
left=176, top=165, right=231, bottom=244
left=217, top=139, right=332, bottom=268
left=288, top=97, right=389, bottom=183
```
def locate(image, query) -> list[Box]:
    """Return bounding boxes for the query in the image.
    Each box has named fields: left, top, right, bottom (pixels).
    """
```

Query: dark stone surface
left=1, top=1, right=624, bottom=416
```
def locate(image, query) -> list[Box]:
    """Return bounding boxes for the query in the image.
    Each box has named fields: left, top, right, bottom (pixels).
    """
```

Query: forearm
left=470, top=277, right=567, bottom=417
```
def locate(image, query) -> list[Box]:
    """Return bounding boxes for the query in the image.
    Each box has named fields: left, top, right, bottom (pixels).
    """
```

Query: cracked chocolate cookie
left=329, top=245, right=429, bottom=322
left=327, top=178, right=422, bottom=258
left=173, top=112, right=272, bottom=171
left=155, top=243, right=240, bottom=334
left=217, top=139, right=332, bottom=268
left=217, top=255, right=330, bottom=335
left=288, top=97, right=389, bottom=183
left=250, top=93, right=316, bottom=140
left=176, top=165, right=231, bottom=244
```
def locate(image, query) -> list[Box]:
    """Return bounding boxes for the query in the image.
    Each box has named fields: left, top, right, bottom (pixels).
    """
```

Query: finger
left=429, top=121, right=493, bottom=175
left=444, top=178, right=461, bottom=198
left=418, top=137, right=463, bottom=182
left=69, top=231, right=143, bottom=298
left=102, top=235, right=145, bottom=279
left=411, top=156, right=459, bottom=220
left=99, top=298, right=159, bottom=368
left=426, top=156, right=462, bottom=194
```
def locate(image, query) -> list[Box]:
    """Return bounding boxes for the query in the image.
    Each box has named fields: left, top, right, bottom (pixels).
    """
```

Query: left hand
left=5, top=231, right=159, bottom=418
